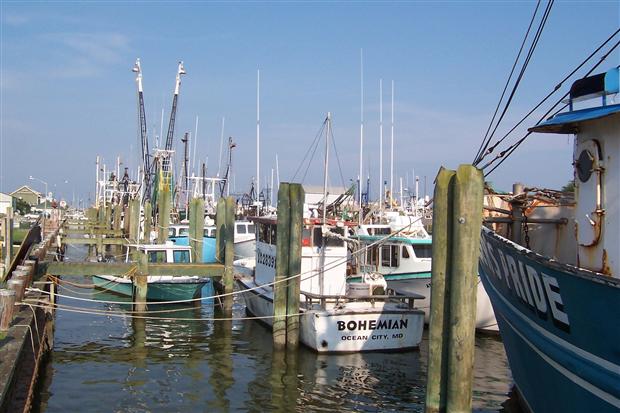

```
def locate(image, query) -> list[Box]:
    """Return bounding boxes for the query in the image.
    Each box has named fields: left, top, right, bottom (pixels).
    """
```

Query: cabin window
left=313, top=227, right=344, bottom=247
left=270, top=225, right=277, bottom=245
left=148, top=251, right=166, bottom=263
left=381, top=245, right=399, bottom=267
left=413, top=244, right=432, bottom=259
left=402, top=246, right=410, bottom=259
left=237, top=225, right=247, bottom=234
left=204, top=228, right=215, bottom=238
left=259, top=223, right=269, bottom=243
left=173, top=250, right=190, bottom=263
left=302, top=228, right=312, bottom=246
left=178, top=228, right=189, bottom=236
left=374, top=227, right=391, bottom=235
left=367, top=246, right=378, bottom=265
left=248, top=224, right=255, bottom=234
left=168, top=228, right=175, bottom=237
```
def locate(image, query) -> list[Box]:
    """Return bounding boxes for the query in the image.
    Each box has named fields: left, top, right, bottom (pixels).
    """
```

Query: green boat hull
left=93, top=276, right=209, bottom=301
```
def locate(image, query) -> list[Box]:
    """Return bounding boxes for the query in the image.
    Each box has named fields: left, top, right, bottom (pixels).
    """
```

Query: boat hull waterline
left=93, top=275, right=210, bottom=301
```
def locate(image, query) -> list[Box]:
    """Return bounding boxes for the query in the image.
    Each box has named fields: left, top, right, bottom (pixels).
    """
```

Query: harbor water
left=34, top=246, right=521, bottom=412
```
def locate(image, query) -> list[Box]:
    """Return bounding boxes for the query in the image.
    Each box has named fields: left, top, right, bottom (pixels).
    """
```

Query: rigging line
left=479, top=35, right=620, bottom=170
left=474, top=0, right=542, bottom=163
left=328, top=122, right=347, bottom=189
left=476, top=0, right=554, bottom=165
left=291, top=119, right=327, bottom=182
left=300, top=123, right=326, bottom=183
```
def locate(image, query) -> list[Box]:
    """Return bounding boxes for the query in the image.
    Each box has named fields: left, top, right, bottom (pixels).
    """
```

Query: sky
left=1, top=1, right=619, bottom=205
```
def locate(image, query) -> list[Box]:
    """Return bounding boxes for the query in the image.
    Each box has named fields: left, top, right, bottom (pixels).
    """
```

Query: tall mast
left=181, top=132, right=189, bottom=212
left=191, top=116, right=199, bottom=177
left=379, top=79, right=384, bottom=215
left=217, top=116, right=225, bottom=176
left=256, top=69, right=260, bottom=203
left=163, top=61, right=186, bottom=171
left=322, top=113, right=331, bottom=226
left=133, top=58, right=151, bottom=201
left=390, top=80, right=394, bottom=208
left=358, top=49, right=364, bottom=225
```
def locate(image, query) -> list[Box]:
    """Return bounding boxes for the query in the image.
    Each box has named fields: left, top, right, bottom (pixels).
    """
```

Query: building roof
left=10, top=185, right=42, bottom=197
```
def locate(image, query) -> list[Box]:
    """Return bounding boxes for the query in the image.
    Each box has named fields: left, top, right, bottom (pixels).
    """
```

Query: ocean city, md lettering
left=480, top=236, right=570, bottom=328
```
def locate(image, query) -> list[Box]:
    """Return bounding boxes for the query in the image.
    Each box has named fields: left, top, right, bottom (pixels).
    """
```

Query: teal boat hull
left=93, top=275, right=209, bottom=301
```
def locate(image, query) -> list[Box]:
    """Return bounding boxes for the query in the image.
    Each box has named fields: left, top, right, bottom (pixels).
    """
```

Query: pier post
left=189, top=198, right=204, bottom=263
left=425, top=167, right=455, bottom=413
left=0, top=289, right=16, bottom=331
left=286, top=183, right=304, bottom=349
left=113, top=205, right=122, bottom=254
left=223, top=197, right=235, bottom=313
left=122, top=204, right=130, bottom=237
left=446, top=165, right=484, bottom=413
left=129, top=198, right=140, bottom=244
left=133, top=250, right=148, bottom=312
left=157, top=186, right=171, bottom=244
left=105, top=205, right=112, bottom=229
left=143, top=201, right=152, bottom=244
left=274, top=183, right=291, bottom=350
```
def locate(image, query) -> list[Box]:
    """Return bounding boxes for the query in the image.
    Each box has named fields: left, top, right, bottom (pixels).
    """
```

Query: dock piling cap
left=0, top=289, right=16, bottom=297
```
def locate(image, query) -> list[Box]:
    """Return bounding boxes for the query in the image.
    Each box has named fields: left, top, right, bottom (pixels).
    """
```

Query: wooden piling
left=0, top=289, right=16, bottom=331
left=7, top=279, right=25, bottom=302
left=133, top=251, right=148, bottom=312
left=143, top=201, right=152, bottom=244
left=510, top=183, right=524, bottom=245
left=216, top=198, right=226, bottom=265
left=129, top=198, right=140, bottom=244
left=446, top=165, right=484, bottom=413
left=273, top=183, right=291, bottom=350
left=223, top=197, right=235, bottom=302
left=286, top=183, right=304, bottom=349
left=113, top=205, right=123, bottom=255
left=157, top=186, right=171, bottom=244
left=189, top=198, right=204, bottom=263
left=425, top=167, right=455, bottom=413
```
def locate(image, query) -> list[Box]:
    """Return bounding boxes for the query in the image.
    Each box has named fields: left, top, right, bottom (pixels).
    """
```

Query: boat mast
left=133, top=58, right=151, bottom=202
left=256, top=69, right=260, bottom=204
left=379, top=79, right=384, bottom=215
left=390, top=80, right=394, bottom=208
left=322, top=112, right=331, bottom=226
left=358, top=48, right=364, bottom=225
left=163, top=61, right=186, bottom=173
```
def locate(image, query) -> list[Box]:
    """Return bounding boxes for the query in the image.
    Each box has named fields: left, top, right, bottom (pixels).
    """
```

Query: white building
left=0, top=192, right=15, bottom=215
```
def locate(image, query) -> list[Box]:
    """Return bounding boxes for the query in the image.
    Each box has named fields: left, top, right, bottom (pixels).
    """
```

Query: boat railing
left=301, top=290, right=424, bottom=311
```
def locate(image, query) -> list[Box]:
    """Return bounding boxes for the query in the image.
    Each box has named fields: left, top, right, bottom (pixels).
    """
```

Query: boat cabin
left=126, top=243, right=193, bottom=264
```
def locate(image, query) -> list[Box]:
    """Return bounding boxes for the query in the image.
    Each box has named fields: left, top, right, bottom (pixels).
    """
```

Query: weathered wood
left=7, top=279, right=25, bottom=303
left=61, top=238, right=129, bottom=246
left=43, top=261, right=224, bottom=278
left=129, top=198, right=140, bottom=243
left=143, top=201, right=152, bottom=244
left=62, top=228, right=124, bottom=236
left=446, top=165, right=484, bottom=413
left=157, top=186, right=171, bottom=243
left=189, top=198, right=204, bottom=263
left=223, top=197, right=235, bottom=315
left=274, top=183, right=290, bottom=350
left=0, top=289, right=16, bottom=331
left=425, top=167, right=455, bottom=413
left=286, top=183, right=304, bottom=349
left=215, top=198, right=226, bottom=264
left=133, top=251, right=148, bottom=312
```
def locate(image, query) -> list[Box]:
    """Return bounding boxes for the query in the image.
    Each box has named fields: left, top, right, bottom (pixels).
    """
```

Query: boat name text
left=337, top=319, right=408, bottom=331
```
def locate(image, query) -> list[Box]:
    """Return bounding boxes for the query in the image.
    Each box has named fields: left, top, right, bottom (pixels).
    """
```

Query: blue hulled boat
left=479, top=67, right=620, bottom=412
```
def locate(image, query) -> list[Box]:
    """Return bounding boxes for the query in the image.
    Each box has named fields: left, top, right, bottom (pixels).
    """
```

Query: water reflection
left=34, top=245, right=520, bottom=412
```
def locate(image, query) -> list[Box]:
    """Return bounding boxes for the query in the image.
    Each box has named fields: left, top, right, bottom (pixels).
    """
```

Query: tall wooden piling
left=143, top=201, right=152, bottom=244
left=286, top=183, right=304, bottom=349
left=157, top=186, right=171, bottom=244
left=0, top=289, right=16, bottom=331
left=446, top=165, right=484, bottom=413
left=189, top=198, right=204, bottom=263
left=129, top=198, right=141, bottom=244
left=133, top=250, right=148, bottom=312
left=113, top=205, right=122, bottom=254
left=215, top=197, right=235, bottom=315
left=425, top=168, right=455, bottom=413
left=273, top=183, right=291, bottom=350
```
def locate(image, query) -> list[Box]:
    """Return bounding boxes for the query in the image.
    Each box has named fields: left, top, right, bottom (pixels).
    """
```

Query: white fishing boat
left=93, top=242, right=210, bottom=301
left=236, top=216, right=425, bottom=353
left=352, top=216, right=498, bottom=331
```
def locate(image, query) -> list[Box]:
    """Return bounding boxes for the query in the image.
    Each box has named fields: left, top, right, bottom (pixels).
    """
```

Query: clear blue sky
left=1, top=1, right=618, bottom=204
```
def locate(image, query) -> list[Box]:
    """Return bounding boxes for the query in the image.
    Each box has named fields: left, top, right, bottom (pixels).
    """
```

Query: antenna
left=379, top=79, right=383, bottom=214
left=390, top=80, right=394, bottom=208
left=256, top=69, right=260, bottom=203
left=358, top=48, right=364, bottom=224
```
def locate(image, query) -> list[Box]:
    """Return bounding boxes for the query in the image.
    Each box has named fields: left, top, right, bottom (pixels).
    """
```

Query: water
left=34, top=246, right=520, bottom=412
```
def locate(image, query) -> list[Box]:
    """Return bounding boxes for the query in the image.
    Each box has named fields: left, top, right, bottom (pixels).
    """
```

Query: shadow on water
left=33, top=245, right=522, bottom=412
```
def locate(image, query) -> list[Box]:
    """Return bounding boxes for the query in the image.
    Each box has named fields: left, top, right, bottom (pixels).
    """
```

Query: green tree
left=15, top=198, right=31, bottom=215
left=561, top=180, right=575, bottom=193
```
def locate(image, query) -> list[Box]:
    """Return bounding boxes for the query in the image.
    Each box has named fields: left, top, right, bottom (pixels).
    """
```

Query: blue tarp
left=529, top=103, right=620, bottom=134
